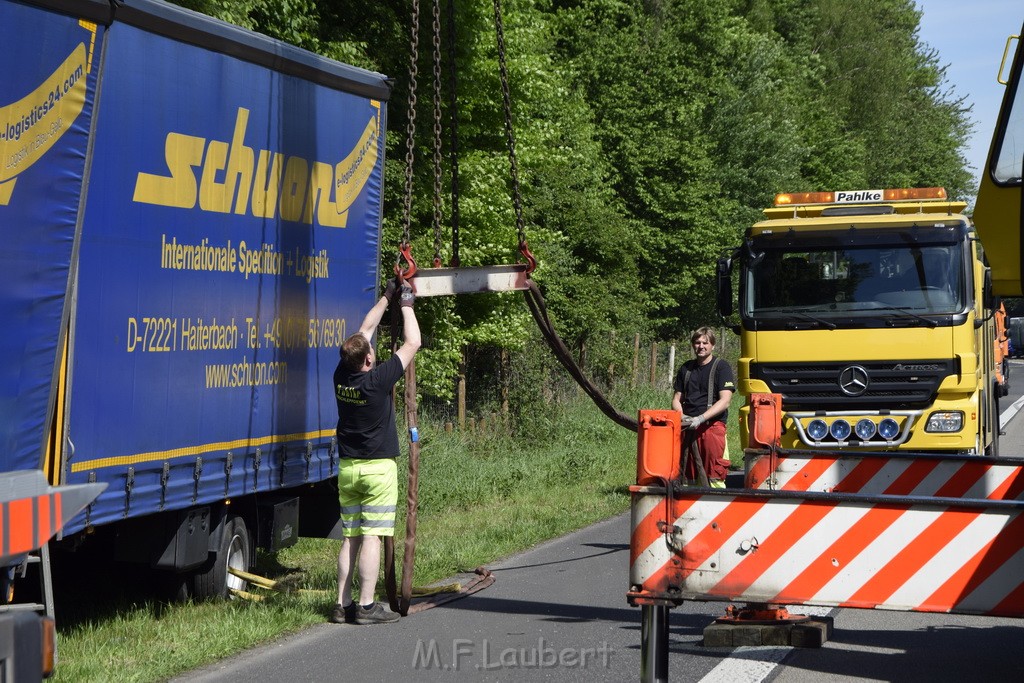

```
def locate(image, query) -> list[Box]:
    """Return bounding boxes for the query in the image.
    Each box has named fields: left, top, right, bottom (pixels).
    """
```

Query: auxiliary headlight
left=854, top=419, right=877, bottom=440
left=925, top=411, right=964, bottom=433
left=878, top=418, right=900, bottom=440
left=830, top=419, right=852, bottom=441
left=807, top=419, right=829, bottom=441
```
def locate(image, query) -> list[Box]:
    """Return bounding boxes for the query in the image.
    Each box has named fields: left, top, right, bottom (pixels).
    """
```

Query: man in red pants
left=671, top=327, right=735, bottom=487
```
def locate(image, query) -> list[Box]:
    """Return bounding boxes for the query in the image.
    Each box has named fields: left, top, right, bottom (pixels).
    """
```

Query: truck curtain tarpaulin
left=0, top=0, right=391, bottom=534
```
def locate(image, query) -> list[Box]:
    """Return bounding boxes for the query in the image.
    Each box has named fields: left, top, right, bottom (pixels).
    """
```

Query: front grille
left=750, top=360, right=955, bottom=410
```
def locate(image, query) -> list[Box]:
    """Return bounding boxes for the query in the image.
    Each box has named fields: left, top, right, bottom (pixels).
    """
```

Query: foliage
left=169, top=0, right=976, bottom=398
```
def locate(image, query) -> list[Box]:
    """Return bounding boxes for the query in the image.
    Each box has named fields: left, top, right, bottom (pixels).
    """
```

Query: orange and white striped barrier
left=628, top=485, right=1024, bottom=617
left=745, top=450, right=1024, bottom=499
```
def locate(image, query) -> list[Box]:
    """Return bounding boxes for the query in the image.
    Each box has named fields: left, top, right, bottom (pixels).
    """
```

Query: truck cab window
left=994, top=57, right=1024, bottom=184
left=746, top=240, right=966, bottom=317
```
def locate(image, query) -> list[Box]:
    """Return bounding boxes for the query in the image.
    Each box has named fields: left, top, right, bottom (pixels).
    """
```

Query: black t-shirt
left=334, top=354, right=405, bottom=459
left=672, top=357, right=736, bottom=424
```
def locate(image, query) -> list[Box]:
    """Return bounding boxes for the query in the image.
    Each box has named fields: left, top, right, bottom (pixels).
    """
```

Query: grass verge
left=52, top=386, right=675, bottom=683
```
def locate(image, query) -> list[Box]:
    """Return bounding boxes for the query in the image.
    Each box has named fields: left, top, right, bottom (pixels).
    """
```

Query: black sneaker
left=354, top=601, right=400, bottom=625
left=330, top=603, right=358, bottom=624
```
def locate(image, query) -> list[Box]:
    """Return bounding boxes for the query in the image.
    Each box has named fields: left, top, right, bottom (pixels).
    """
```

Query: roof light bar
left=774, top=187, right=947, bottom=207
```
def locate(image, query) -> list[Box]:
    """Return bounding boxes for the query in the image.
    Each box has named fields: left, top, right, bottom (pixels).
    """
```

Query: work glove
left=383, top=278, right=398, bottom=302
left=399, top=284, right=415, bottom=308
left=684, top=415, right=705, bottom=430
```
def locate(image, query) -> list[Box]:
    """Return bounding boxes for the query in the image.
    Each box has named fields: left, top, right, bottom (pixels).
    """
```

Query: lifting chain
left=431, top=0, right=444, bottom=268
left=492, top=0, right=527, bottom=253
left=445, top=0, right=462, bottom=267
left=400, top=0, right=421, bottom=257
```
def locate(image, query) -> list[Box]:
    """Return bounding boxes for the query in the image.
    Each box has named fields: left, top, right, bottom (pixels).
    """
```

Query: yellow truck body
left=717, top=189, right=1001, bottom=454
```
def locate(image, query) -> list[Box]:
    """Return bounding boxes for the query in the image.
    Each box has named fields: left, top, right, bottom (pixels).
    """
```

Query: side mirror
left=977, top=269, right=996, bottom=327
left=984, top=269, right=994, bottom=312
left=716, top=256, right=733, bottom=318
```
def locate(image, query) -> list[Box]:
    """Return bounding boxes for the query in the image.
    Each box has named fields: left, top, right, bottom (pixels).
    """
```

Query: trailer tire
left=191, top=515, right=251, bottom=600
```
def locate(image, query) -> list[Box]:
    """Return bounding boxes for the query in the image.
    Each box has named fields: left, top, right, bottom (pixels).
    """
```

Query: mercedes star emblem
left=838, top=365, right=869, bottom=396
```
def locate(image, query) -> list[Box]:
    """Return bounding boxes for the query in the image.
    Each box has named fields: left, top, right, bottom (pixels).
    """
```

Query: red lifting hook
left=394, top=242, right=418, bottom=284
left=519, top=241, right=537, bottom=275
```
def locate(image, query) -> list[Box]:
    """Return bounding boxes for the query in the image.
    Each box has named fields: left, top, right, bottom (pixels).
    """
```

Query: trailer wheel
left=191, top=515, right=251, bottom=600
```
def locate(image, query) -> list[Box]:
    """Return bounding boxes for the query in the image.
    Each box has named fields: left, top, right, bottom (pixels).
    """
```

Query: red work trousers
left=681, top=420, right=730, bottom=483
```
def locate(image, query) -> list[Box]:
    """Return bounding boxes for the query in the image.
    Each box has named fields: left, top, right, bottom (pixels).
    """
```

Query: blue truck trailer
left=1, top=0, right=390, bottom=601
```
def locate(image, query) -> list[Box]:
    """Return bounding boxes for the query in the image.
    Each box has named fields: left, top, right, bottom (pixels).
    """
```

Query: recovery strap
left=524, top=280, right=638, bottom=432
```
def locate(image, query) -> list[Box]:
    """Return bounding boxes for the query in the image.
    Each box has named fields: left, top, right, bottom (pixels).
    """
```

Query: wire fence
left=418, top=327, right=736, bottom=433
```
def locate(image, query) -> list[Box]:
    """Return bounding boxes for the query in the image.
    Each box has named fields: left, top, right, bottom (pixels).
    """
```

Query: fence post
left=668, top=344, right=676, bottom=384
left=457, top=349, right=466, bottom=431
left=500, top=347, right=509, bottom=415
left=632, top=333, right=641, bottom=387
left=649, top=342, right=658, bottom=386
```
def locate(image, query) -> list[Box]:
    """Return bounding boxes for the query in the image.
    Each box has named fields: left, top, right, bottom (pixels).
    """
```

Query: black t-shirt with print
left=672, top=357, right=736, bottom=424
left=334, top=354, right=405, bottom=459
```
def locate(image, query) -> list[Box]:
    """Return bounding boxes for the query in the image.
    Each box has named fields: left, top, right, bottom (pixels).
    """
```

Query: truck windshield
left=744, top=240, right=966, bottom=318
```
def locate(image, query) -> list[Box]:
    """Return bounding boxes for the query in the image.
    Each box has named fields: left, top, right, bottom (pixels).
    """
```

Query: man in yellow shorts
left=331, top=280, right=420, bottom=625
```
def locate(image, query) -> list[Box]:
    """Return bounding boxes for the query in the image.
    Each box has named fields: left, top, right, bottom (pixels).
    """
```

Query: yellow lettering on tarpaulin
left=133, top=133, right=204, bottom=207
left=0, top=42, right=89, bottom=205
left=132, top=104, right=383, bottom=227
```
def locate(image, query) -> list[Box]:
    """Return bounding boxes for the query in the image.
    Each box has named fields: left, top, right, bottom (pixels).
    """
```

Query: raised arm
left=357, top=279, right=397, bottom=340
left=395, top=285, right=421, bottom=369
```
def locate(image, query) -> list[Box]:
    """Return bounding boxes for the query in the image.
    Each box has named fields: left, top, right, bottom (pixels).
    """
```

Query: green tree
left=170, top=0, right=979, bottom=396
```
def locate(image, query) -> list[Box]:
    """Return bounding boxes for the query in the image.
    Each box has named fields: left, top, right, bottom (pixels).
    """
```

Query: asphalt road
left=174, top=512, right=725, bottom=682
left=175, top=365, right=1024, bottom=683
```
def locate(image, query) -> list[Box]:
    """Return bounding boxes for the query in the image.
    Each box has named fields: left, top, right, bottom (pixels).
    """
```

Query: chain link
left=445, top=0, right=461, bottom=267
left=431, top=0, right=444, bottom=268
left=492, top=0, right=526, bottom=250
left=401, top=0, right=422, bottom=252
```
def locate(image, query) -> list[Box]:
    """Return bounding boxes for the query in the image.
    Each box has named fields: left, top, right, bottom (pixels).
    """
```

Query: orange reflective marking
left=631, top=493, right=700, bottom=570
left=993, top=468, right=1024, bottom=501
left=780, top=456, right=835, bottom=492
left=991, top=578, right=1024, bottom=616
left=831, top=456, right=887, bottom=493
left=711, top=499, right=834, bottom=596
left=883, top=459, right=934, bottom=495
left=676, top=495, right=767, bottom=580
left=8, top=498, right=33, bottom=555
left=845, top=507, right=978, bottom=608
left=37, top=494, right=53, bottom=548
left=922, top=512, right=1024, bottom=613
left=771, top=505, right=907, bottom=604
left=934, top=463, right=989, bottom=499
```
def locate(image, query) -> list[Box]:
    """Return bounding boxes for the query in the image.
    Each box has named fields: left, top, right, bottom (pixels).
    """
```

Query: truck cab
left=717, top=188, right=1001, bottom=454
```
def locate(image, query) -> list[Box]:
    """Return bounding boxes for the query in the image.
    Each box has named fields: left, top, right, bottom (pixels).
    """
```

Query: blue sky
left=914, top=1, right=1021, bottom=195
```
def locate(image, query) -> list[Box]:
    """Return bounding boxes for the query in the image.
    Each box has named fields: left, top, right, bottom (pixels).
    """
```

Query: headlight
left=830, top=419, right=852, bottom=441
left=855, top=419, right=876, bottom=440
left=807, top=419, right=829, bottom=441
left=878, top=418, right=900, bottom=440
left=925, top=411, right=964, bottom=433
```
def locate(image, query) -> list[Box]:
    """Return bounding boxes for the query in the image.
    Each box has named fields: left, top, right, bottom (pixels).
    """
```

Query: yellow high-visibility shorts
left=338, top=458, right=398, bottom=537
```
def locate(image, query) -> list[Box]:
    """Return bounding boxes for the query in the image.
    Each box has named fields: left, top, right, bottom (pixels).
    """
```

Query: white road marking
left=697, top=606, right=834, bottom=683
left=1000, top=393, right=1024, bottom=431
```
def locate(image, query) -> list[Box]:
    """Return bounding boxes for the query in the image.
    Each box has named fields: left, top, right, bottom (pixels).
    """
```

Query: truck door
left=974, top=25, right=1024, bottom=296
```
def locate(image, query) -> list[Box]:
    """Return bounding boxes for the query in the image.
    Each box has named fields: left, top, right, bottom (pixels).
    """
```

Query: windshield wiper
left=870, top=304, right=939, bottom=328
left=787, top=310, right=837, bottom=330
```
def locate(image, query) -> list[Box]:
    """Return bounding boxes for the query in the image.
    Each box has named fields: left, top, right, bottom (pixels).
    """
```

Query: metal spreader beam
left=410, top=264, right=531, bottom=297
